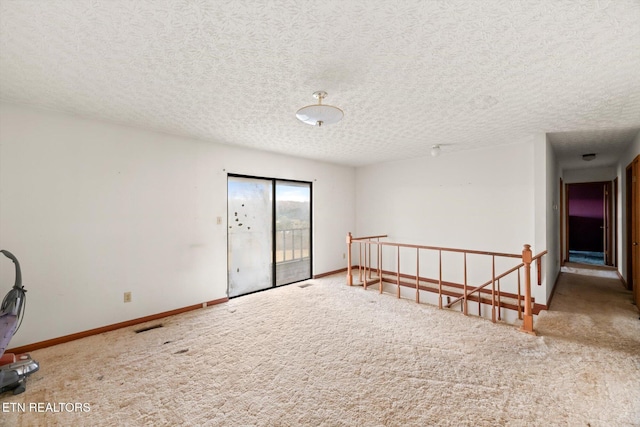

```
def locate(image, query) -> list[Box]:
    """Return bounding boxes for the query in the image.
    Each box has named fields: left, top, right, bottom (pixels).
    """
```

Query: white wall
left=617, top=131, right=640, bottom=282
left=563, top=166, right=617, bottom=184
left=533, top=134, right=547, bottom=266
left=354, top=140, right=549, bottom=304
left=543, top=135, right=560, bottom=301
left=0, top=104, right=356, bottom=347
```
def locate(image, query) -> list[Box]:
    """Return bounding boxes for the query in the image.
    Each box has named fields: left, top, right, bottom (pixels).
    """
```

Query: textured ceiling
left=548, top=127, right=640, bottom=170
left=1, top=0, right=639, bottom=167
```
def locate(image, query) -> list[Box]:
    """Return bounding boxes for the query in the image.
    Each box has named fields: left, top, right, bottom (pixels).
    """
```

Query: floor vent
left=134, top=324, right=163, bottom=333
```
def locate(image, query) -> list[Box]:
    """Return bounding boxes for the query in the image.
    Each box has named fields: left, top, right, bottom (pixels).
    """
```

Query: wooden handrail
left=345, top=232, right=547, bottom=335
left=351, top=234, right=388, bottom=241
left=376, top=241, right=521, bottom=259
left=351, top=234, right=522, bottom=258
left=532, top=251, right=547, bottom=261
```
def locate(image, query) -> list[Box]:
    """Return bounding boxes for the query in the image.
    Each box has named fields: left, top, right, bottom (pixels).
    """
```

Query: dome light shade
left=296, top=91, right=343, bottom=127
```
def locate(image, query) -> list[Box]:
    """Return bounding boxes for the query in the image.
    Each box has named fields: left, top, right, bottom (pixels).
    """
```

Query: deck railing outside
left=276, top=228, right=310, bottom=263
left=346, top=233, right=546, bottom=335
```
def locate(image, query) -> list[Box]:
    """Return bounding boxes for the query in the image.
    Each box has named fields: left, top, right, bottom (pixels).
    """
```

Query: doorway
left=626, top=156, right=639, bottom=304
left=566, top=181, right=614, bottom=266
left=227, top=175, right=312, bottom=298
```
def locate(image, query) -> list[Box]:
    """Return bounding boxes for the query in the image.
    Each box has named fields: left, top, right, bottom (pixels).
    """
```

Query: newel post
left=520, top=244, right=537, bottom=335
left=346, top=232, right=353, bottom=286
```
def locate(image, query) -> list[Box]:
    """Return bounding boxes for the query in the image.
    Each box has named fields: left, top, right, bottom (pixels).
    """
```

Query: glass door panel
left=227, top=176, right=273, bottom=297
left=275, top=181, right=311, bottom=286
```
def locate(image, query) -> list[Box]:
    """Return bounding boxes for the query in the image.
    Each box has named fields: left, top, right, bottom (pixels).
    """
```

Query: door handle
left=634, top=242, right=639, bottom=246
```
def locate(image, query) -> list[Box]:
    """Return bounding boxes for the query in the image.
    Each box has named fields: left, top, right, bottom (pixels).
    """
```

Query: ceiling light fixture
left=582, top=153, right=596, bottom=161
left=296, top=91, right=343, bottom=127
left=431, top=145, right=441, bottom=157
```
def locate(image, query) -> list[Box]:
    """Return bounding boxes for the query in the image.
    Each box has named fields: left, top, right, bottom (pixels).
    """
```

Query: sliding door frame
left=227, top=173, right=313, bottom=297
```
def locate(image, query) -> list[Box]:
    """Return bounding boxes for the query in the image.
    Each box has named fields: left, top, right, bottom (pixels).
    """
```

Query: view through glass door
left=227, top=175, right=311, bottom=297
left=275, top=181, right=311, bottom=286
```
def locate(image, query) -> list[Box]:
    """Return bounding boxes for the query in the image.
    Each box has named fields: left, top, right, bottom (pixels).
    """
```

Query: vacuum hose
left=0, top=250, right=22, bottom=289
left=1, top=250, right=26, bottom=334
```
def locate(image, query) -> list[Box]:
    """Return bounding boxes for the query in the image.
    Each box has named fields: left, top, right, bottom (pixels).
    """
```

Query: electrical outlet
left=343, top=253, right=346, bottom=259
left=124, top=292, right=132, bottom=303
left=216, top=216, right=222, bottom=225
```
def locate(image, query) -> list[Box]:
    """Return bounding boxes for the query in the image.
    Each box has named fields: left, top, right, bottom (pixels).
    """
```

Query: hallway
left=538, top=265, right=639, bottom=351
left=534, top=268, right=640, bottom=422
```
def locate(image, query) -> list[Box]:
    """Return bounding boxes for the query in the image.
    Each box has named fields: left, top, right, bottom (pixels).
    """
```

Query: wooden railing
left=346, top=233, right=547, bottom=335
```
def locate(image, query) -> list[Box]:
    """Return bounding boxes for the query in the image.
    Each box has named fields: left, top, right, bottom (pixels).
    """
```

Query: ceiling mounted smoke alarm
left=296, top=91, right=343, bottom=127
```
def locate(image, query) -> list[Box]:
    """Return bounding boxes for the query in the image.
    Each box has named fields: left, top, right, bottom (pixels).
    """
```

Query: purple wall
left=568, top=182, right=604, bottom=252
left=568, top=183, right=604, bottom=219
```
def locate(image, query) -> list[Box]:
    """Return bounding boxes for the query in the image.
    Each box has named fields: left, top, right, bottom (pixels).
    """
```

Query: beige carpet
left=2, top=272, right=639, bottom=426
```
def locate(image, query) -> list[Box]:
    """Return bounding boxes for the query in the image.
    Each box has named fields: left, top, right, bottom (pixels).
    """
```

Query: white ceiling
left=1, top=1, right=639, bottom=167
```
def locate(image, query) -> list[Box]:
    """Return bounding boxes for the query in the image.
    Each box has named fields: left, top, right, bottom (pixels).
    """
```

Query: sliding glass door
left=227, top=175, right=311, bottom=297
left=275, top=181, right=311, bottom=286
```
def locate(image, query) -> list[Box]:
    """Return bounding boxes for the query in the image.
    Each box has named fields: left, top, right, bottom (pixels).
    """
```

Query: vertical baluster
left=491, top=255, right=496, bottom=323
left=497, top=279, right=502, bottom=321
left=416, top=248, right=420, bottom=304
left=358, top=242, right=363, bottom=284
left=537, top=257, right=542, bottom=286
left=476, top=258, right=481, bottom=316
left=346, top=233, right=353, bottom=286
left=282, top=230, right=287, bottom=261
left=397, top=246, right=401, bottom=298
left=368, top=241, right=372, bottom=280
left=517, top=267, right=522, bottom=320
left=364, top=242, right=368, bottom=290
left=438, top=250, right=443, bottom=309
left=463, top=252, right=468, bottom=315
left=376, top=237, right=382, bottom=280
left=378, top=241, right=383, bottom=294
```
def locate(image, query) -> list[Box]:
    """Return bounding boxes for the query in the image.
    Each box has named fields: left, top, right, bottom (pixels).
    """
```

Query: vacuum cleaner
left=0, top=249, right=39, bottom=395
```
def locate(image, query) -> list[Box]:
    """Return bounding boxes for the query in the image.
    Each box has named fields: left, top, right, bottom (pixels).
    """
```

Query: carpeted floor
left=2, top=272, right=639, bottom=426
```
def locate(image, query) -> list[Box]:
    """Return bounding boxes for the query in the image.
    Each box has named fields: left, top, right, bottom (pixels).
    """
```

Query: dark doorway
left=567, top=182, right=613, bottom=266
left=626, top=156, right=639, bottom=304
